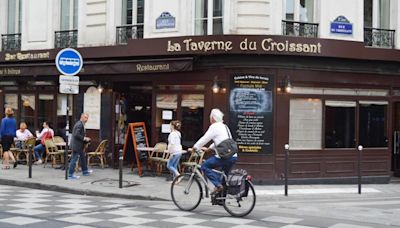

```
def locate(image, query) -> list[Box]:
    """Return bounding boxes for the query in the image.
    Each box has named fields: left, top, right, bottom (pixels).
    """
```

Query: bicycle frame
left=185, top=164, right=227, bottom=199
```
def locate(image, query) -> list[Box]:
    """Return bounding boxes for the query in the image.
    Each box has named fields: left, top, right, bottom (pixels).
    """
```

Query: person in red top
left=33, top=121, right=54, bottom=164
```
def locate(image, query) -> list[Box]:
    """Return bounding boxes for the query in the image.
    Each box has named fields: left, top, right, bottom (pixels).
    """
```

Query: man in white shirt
left=192, top=108, right=238, bottom=195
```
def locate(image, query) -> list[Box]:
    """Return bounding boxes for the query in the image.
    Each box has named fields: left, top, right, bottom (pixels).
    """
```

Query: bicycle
left=170, top=151, right=256, bottom=217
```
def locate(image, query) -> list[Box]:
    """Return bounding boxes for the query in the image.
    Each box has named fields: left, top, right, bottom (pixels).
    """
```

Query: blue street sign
left=330, top=15, right=353, bottom=35
left=55, top=48, right=83, bottom=76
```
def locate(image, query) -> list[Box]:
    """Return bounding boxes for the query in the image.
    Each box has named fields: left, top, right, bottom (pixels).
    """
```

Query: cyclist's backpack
left=226, top=169, right=248, bottom=197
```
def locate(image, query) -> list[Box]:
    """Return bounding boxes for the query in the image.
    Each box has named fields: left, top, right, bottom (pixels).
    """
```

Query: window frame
left=193, top=0, right=224, bottom=35
left=60, top=0, right=78, bottom=30
left=283, top=0, right=316, bottom=23
left=364, top=0, right=391, bottom=29
left=7, top=0, right=21, bottom=34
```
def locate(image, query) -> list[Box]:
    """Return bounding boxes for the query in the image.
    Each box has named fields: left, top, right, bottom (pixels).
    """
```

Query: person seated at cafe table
left=15, top=122, right=34, bottom=149
left=33, top=121, right=54, bottom=165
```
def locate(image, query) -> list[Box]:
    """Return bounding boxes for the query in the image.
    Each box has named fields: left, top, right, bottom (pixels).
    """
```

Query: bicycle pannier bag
left=227, top=169, right=248, bottom=197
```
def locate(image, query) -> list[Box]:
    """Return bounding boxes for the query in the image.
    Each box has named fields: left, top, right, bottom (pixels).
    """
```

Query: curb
left=0, top=178, right=169, bottom=201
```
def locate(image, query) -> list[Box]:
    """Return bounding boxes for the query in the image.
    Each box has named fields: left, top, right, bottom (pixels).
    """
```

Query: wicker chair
left=87, top=140, right=108, bottom=168
left=180, top=150, right=205, bottom=173
left=44, top=139, right=64, bottom=168
left=148, top=142, right=168, bottom=175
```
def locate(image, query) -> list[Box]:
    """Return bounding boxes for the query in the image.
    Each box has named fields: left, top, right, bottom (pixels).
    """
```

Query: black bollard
left=65, top=144, right=69, bottom=180
left=358, top=145, right=363, bottom=194
left=119, top=149, right=123, bottom=188
left=28, top=145, right=33, bottom=178
left=284, top=144, right=289, bottom=196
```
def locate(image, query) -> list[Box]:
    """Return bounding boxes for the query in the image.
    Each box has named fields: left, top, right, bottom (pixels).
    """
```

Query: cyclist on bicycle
left=190, top=108, right=238, bottom=195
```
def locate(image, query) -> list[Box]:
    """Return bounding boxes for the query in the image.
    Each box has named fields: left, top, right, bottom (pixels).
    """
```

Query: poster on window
left=229, top=75, right=274, bottom=154
left=84, top=86, right=101, bottom=130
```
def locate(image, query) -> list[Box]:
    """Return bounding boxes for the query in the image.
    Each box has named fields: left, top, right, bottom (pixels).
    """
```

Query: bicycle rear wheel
left=223, top=180, right=256, bottom=217
left=171, top=174, right=202, bottom=211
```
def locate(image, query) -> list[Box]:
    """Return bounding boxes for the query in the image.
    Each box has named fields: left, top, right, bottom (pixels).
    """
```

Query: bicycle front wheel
left=171, top=174, right=202, bottom=211
left=223, top=180, right=256, bottom=217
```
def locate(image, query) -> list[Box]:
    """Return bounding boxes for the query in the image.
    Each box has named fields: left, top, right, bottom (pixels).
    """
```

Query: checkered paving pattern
left=0, top=185, right=381, bottom=228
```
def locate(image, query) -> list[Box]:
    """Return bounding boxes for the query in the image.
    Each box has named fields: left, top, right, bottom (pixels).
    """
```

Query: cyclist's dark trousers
left=201, top=155, right=237, bottom=187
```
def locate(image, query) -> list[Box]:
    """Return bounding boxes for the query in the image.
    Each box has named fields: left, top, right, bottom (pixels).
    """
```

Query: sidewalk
left=0, top=164, right=399, bottom=203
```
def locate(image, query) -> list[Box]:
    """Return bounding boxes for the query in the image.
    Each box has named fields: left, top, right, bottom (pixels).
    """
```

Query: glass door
left=38, top=94, right=55, bottom=130
left=21, top=94, right=35, bottom=133
left=393, top=102, right=400, bottom=176
left=154, top=84, right=205, bottom=148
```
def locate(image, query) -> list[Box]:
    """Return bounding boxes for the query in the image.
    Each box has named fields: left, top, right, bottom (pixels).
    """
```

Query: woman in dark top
left=0, top=108, right=17, bottom=169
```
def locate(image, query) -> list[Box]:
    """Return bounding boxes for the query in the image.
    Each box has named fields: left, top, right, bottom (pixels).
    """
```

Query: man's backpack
left=226, top=169, right=249, bottom=198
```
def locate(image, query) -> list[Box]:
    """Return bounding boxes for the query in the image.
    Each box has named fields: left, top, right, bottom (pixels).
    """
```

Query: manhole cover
left=91, top=178, right=140, bottom=188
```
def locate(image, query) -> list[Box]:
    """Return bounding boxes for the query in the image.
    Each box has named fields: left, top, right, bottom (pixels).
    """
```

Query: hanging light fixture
left=97, top=83, right=104, bottom=93
left=212, top=76, right=220, bottom=94
left=285, top=76, right=292, bottom=93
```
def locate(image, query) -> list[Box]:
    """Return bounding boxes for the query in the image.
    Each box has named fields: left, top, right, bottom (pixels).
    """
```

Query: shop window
left=181, top=94, right=204, bottom=147
left=4, top=94, right=18, bottom=120
left=38, top=94, right=54, bottom=129
left=21, top=94, right=35, bottom=133
left=194, top=0, right=223, bottom=35
left=324, top=101, right=356, bottom=148
left=289, top=98, right=322, bottom=149
left=56, top=94, right=73, bottom=136
left=359, top=101, right=388, bottom=147
left=156, top=94, right=177, bottom=142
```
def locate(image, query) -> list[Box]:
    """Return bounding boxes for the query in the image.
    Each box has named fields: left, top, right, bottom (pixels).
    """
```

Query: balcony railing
left=55, top=29, right=78, bottom=48
left=282, top=20, right=319, bottom=38
left=116, top=24, right=144, bottom=44
left=1, top=33, right=21, bottom=51
left=364, top=28, right=395, bottom=48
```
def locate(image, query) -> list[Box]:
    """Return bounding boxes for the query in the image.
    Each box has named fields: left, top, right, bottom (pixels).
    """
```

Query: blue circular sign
left=55, top=48, right=83, bottom=76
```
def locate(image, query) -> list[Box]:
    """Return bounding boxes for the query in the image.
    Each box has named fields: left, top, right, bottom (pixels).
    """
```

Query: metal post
left=358, top=145, right=363, bottom=194
left=28, top=145, right=33, bottom=178
left=65, top=95, right=70, bottom=180
left=119, top=149, right=123, bottom=188
left=284, top=144, right=289, bottom=196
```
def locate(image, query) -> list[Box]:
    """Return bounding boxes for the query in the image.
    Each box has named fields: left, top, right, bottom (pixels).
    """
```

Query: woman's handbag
left=215, top=125, right=238, bottom=159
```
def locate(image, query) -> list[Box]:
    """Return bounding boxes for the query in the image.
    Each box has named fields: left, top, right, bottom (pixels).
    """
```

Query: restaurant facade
left=1, top=34, right=400, bottom=183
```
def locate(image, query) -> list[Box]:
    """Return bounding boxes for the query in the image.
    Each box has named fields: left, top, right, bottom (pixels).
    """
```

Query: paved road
left=0, top=184, right=399, bottom=227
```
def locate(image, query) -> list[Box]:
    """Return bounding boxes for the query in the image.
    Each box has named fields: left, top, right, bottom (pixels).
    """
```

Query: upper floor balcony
left=116, top=24, right=144, bottom=45
left=282, top=20, right=319, bottom=38
left=1, top=33, right=21, bottom=51
left=55, top=29, right=78, bottom=48
left=364, top=28, right=395, bottom=49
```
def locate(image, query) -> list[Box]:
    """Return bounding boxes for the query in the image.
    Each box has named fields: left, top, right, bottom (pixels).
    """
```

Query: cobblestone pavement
left=0, top=184, right=399, bottom=228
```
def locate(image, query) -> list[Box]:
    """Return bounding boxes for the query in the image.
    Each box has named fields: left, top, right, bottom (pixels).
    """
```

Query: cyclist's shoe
left=211, top=185, right=224, bottom=195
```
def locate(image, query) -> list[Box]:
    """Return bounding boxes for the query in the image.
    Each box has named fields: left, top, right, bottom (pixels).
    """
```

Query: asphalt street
left=0, top=184, right=399, bottom=228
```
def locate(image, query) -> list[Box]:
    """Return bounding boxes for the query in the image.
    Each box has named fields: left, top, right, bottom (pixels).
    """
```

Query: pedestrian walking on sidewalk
left=0, top=108, right=18, bottom=169
left=166, top=120, right=183, bottom=181
left=68, top=113, right=92, bottom=179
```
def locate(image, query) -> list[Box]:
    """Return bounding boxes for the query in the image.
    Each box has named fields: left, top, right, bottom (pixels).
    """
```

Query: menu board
left=122, top=122, right=149, bottom=176
left=229, top=75, right=274, bottom=154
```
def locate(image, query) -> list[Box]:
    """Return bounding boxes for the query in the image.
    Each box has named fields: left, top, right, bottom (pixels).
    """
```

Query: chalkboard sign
left=229, top=75, right=274, bottom=154
left=122, top=122, right=149, bottom=176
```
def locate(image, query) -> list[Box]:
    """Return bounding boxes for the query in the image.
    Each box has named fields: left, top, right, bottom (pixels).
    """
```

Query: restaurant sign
left=4, top=51, right=50, bottom=61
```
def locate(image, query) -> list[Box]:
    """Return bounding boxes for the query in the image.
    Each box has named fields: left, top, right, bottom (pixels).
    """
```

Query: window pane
left=7, top=0, right=17, bottom=33
left=156, top=94, right=177, bottom=142
left=286, top=0, right=294, bottom=20
left=213, top=18, right=223, bottom=34
left=181, top=94, right=204, bottom=148
left=4, top=94, right=18, bottom=120
left=359, top=102, right=388, bottom=147
left=195, top=0, right=208, bottom=18
left=137, top=0, right=144, bottom=24
left=213, top=0, right=223, bottom=17
left=21, top=94, right=35, bottom=133
left=38, top=94, right=54, bottom=130
left=73, top=0, right=78, bottom=29
left=364, top=0, right=372, bottom=27
left=325, top=101, right=356, bottom=148
left=60, top=0, right=71, bottom=30
left=299, top=0, right=313, bottom=22
left=289, top=99, right=322, bottom=149
left=195, top=19, right=208, bottom=35
left=379, top=0, right=390, bottom=29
